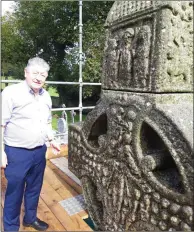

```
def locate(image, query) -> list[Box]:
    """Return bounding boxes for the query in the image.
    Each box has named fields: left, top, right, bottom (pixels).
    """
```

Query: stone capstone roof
left=105, top=1, right=190, bottom=27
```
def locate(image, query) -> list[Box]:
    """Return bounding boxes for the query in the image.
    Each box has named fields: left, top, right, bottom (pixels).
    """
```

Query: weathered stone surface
left=68, top=1, right=193, bottom=231
left=103, top=1, right=193, bottom=92
left=69, top=91, right=193, bottom=230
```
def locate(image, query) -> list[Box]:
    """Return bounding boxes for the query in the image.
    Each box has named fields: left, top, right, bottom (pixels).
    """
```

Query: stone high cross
left=68, top=1, right=193, bottom=231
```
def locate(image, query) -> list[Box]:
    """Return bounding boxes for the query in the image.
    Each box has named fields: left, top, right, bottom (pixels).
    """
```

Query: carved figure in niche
left=104, top=37, right=119, bottom=84
left=133, top=25, right=151, bottom=88
left=118, top=28, right=135, bottom=85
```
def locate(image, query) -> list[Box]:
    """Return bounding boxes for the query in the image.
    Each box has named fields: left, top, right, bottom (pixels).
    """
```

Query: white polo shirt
left=1, top=81, right=52, bottom=149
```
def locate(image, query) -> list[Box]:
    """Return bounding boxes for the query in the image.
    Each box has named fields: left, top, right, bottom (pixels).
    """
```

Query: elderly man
left=1, top=57, right=60, bottom=231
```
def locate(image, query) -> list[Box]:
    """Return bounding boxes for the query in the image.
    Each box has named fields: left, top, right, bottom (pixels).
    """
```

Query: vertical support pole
left=79, top=0, right=83, bottom=122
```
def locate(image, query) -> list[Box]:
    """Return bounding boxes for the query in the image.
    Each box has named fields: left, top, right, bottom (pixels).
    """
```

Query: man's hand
left=1, top=126, right=7, bottom=168
left=50, top=140, right=61, bottom=155
left=1, top=150, right=8, bottom=168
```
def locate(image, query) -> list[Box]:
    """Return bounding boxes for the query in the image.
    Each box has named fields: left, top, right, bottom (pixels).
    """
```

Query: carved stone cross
left=69, top=1, right=193, bottom=231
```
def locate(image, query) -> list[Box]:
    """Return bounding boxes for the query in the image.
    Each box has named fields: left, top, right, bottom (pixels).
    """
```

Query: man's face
left=124, top=32, right=133, bottom=43
left=24, top=66, right=48, bottom=92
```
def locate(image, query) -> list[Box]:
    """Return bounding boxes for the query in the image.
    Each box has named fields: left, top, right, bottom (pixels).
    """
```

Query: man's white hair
left=26, top=57, right=50, bottom=72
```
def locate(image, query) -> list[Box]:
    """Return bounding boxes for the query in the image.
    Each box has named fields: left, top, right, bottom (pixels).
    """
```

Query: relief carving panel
left=103, top=22, right=152, bottom=91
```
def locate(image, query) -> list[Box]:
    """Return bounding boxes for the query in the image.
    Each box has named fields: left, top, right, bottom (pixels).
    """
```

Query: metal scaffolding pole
left=1, top=1, right=103, bottom=131
left=79, top=0, right=83, bottom=122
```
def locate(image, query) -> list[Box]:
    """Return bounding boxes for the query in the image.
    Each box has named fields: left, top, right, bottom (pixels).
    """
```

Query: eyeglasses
left=29, top=71, right=48, bottom=79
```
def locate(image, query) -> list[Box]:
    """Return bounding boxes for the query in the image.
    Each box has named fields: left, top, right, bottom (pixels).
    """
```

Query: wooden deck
left=1, top=158, right=92, bottom=231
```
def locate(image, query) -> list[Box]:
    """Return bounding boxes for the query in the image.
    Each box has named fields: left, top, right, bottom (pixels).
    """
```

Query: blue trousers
left=3, top=144, right=47, bottom=231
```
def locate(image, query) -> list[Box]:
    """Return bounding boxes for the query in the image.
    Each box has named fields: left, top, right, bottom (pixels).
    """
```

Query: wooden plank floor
left=1, top=160, right=92, bottom=231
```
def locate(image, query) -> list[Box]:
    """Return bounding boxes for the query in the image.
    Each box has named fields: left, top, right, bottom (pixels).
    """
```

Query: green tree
left=1, top=13, right=30, bottom=78
left=2, top=1, right=113, bottom=105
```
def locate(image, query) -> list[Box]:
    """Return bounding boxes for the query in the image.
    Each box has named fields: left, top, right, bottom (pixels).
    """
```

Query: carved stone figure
left=69, top=1, right=193, bottom=231
left=118, top=28, right=134, bottom=85
left=103, top=37, right=119, bottom=86
left=133, top=25, right=151, bottom=88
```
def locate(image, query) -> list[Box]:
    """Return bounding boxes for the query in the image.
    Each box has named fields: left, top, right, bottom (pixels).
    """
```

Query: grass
left=1, top=76, right=17, bottom=90
left=52, top=111, right=86, bottom=130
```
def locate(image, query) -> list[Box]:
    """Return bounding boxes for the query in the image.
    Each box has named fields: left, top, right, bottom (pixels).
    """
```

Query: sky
left=2, top=1, right=16, bottom=16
